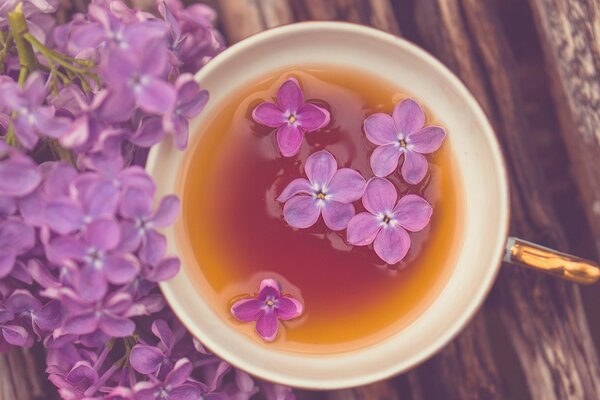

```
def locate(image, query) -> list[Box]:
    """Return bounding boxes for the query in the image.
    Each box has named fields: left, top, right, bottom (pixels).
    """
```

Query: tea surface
left=178, top=66, right=464, bottom=353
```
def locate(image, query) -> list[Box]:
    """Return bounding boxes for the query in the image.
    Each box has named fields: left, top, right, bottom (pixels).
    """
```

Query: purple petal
left=363, top=113, right=397, bottom=145
left=59, top=115, right=89, bottom=148
left=46, top=200, right=84, bottom=234
left=321, top=201, right=355, bottom=231
left=6, top=290, right=42, bottom=313
left=0, top=155, right=41, bottom=196
left=99, top=88, right=135, bottom=123
left=276, top=178, right=312, bottom=203
left=66, top=362, right=98, bottom=392
left=120, top=187, right=153, bottom=220
left=118, top=221, right=142, bottom=253
left=139, top=38, right=169, bottom=77
left=231, top=299, right=263, bottom=322
left=0, top=196, right=16, bottom=218
left=276, top=124, right=303, bottom=157
left=393, top=194, right=433, bottom=232
left=13, top=116, right=38, bottom=149
left=130, top=345, right=165, bottom=374
left=131, top=116, right=166, bottom=147
left=34, top=108, right=69, bottom=138
left=151, top=319, right=174, bottom=350
left=83, top=180, right=119, bottom=218
left=305, top=150, right=337, bottom=186
left=282, top=196, right=320, bottom=229
left=151, top=195, right=180, bottom=227
left=166, top=358, right=193, bottom=387
left=0, top=219, right=35, bottom=254
left=276, top=78, right=303, bottom=113
left=64, top=312, right=98, bottom=335
left=370, top=144, right=402, bottom=178
left=23, top=73, right=47, bottom=106
left=104, top=255, right=138, bottom=284
left=76, top=265, right=108, bottom=303
left=252, top=102, right=285, bottom=128
left=401, top=151, right=428, bottom=185
left=136, top=76, right=176, bottom=114
left=373, top=226, right=411, bottom=264
left=256, top=311, right=278, bottom=342
left=35, top=301, right=62, bottom=332
left=296, top=103, right=330, bottom=131
left=147, top=257, right=180, bottom=282
left=102, top=49, right=134, bottom=86
left=408, top=126, right=446, bottom=153
left=362, top=178, right=398, bottom=214
left=99, top=314, right=135, bottom=337
left=140, top=230, right=166, bottom=265
left=275, top=297, right=303, bottom=320
left=327, top=169, right=366, bottom=203
left=85, top=218, right=120, bottom=251
left=105, top=293, right=133, bottom=314
left=346, top=212, right=382, bottom=246
left=259, top=279, right=281, bottom=299
left=393, top=99, right=425, bottom=135
left=2, top=325, right=30, bottom=347
left=46, top=236, right=86, bottom=263
left=70, top=23, right=105, bottom=49
left=0, top=252, right=15, bottom=278
left=44, top=162, right=77, bottom=197
left=163, top=113, right=189, bottom=150
left=169, top=385, right=204, bottom=400
left=176, top=76, right=208, bottom=118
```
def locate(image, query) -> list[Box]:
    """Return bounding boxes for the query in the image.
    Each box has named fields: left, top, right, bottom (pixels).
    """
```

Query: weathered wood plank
left=217, top=0, right=294, bottom=43
left=526, top=1, right=600, bottom=256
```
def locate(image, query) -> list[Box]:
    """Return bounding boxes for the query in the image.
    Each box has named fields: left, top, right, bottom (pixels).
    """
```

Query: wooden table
left=3, top=0, right=600, bottom=399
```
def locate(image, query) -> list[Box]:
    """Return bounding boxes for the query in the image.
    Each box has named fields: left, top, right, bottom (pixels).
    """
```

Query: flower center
left=398, top=138, right=407, bottom=148
left=288, top=114, right=296, bottom=123
left=316, top=191, right=326, bottom=200
left=265, top=299, right=275, bottom=307
left=383, top=215, right=391, bottom=224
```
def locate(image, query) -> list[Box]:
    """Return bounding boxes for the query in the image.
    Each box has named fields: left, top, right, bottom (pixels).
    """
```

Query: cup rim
left=150, top=21, right=510, bottom=389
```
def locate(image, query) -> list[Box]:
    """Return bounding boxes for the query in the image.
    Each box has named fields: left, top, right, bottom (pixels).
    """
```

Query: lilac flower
left=364, top=99, right=446, bottom=184
left=0, top=219, right=35, bottom=278
left=130, top=319, right=175, bottom=376
left=63, top=291, right=135, bottom=337
left=231, top=279, right=303, bottom=342
left=161, top=73, right=209, bottom=150
left=252, top=78, right=330, bottom=157
left=133, top=358, right=202, bottom=400
left=0, top=143, right=41, bottom=196
left=100, top=38, right=176, bottom=115
left=47, top=218, right=138, bottom=302
left=277, top=150, right=366, bottom=230
left=0, top=305, right=32, bottom=348
left=5, top=290, right=61, bottom=338
left=119, top=188, right=180, bottom=265
left=0, top=73, right=69, bottom=149
left=347, top=178, right=432, bottom=264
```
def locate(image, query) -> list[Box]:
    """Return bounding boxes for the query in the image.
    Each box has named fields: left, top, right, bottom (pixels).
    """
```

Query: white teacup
left=146, top=22, right=599, bottom=390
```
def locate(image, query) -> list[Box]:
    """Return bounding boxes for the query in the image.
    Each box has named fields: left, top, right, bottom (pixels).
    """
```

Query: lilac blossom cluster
left=0, top=1, right=293, bottom=399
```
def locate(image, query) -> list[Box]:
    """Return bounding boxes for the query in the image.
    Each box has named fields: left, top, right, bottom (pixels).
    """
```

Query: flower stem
left=7, top=3, right=37, bottom=85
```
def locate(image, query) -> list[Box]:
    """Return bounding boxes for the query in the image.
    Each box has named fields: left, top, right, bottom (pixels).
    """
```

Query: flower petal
left=393, top=99, right=425, bottom=135
left=130, top=344, right=165, bottom=374
left=276, top=124, right=303, bottom=157
left=231, top=299, right=264, bottom=322
left=151, top=319, right=174, bottom=350
left=64, top=312, right=98, bottom=335
left=46, top=236, right=86, bottom=263
left=327, top=169, right=366, bottom=203
left=363, top=113, right=397, bottom=145
left=256, top=311, right=278, bottom=342
left=104, top=255, right=138, bottom=284
left=151, top=195, right=180, bottom=227
left=362, top=178, right=397, bottom=214
left=393, top=194, right=433, bottom=232
left=277, top=178, right=312, bottom=203
left=83, top=180, right=119, bottom=219
left=277, top=78, right=303, bottom=113
left=76, top=265, right=108, bottom=303
left=45, top=200, right=84, bottom=234
left=276, top=297, right=303, bottom=320
left=296, top=103, right=330, bottom=131
left=373, top=226, right=411, bottom=264
left=120, top=187, right=153, bottom=220
left=0, top=251, right=15, bottom=278
left=136, top=76, right=176, bottom=114
left=282, top=196, right=320, bottom=229
left=166, top=358, right=193, bottom=387
left=322, top=201, right=355, bottom=231
left=305, top=150, right=337, bottom=186
left=408, top=126, right=446, bottom=153
left=252, top=102, right=286, bottom=128
left=259, top=278, right=281, bottom=299
left=85, top=218, right=120, bottom=251
left=99, top=314, right=135, bottom=337
left=346, top=212, right=381, bottom=246
left=140, top=230, right=167, bottom=265
left=401, top=151, right=428, bottom=185
left=370, top=144, right=402, bottom=178
left=0, top=154, right=41, bottom=197
left=2, top=325, right=30, bottom=347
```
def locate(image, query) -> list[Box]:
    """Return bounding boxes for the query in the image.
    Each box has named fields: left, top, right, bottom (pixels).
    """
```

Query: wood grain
left=527, top=0, right=600, bottom=257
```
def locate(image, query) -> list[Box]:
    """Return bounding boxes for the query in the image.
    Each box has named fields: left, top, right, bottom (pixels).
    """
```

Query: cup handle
left=504, top=237, right=600, bottom=284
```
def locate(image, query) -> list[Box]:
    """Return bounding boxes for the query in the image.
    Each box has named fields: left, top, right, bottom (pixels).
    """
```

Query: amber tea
left=177, top=66, right=464, bottom=354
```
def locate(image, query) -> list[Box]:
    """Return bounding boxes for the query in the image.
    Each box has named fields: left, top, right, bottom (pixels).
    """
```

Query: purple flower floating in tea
left=364, top=98, right=446, bottom=185
left=231, top=279, right=303, bottom=342
left=252, top=77, right=330, bottom=157
left=278, top=150, right=366, bottom=230
left=347, top=177, right=432, bottom=264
